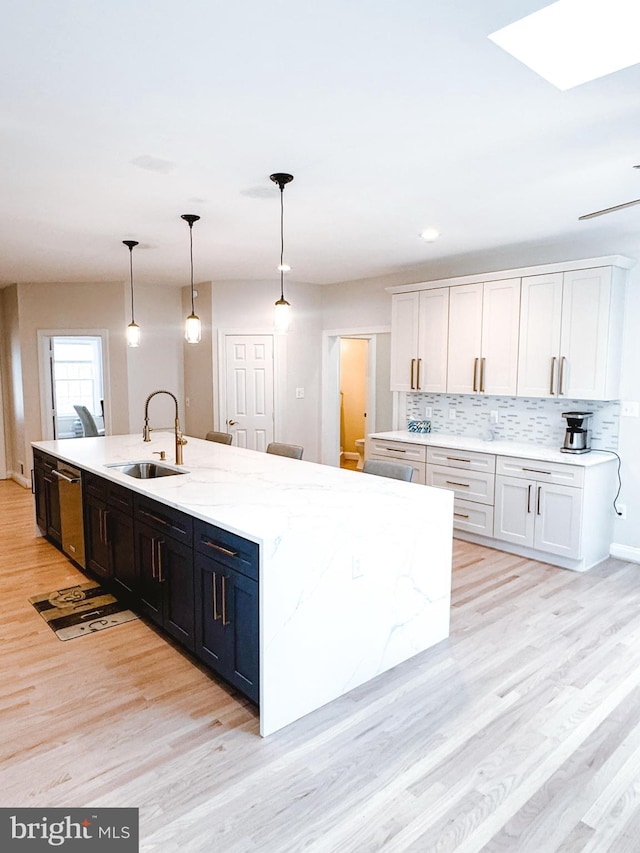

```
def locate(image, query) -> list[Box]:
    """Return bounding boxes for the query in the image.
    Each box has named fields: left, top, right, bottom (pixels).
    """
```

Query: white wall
left=127, top=283, right=184, bottom=434
left=210, top=279, right=324, bottom=461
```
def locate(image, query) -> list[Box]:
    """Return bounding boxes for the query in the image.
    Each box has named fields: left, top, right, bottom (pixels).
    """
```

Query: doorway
left=339, top=338, right=368, bottom=470
left=321, top=327, right=394, bottom=467
left=38, top=332, right=108, bottom=440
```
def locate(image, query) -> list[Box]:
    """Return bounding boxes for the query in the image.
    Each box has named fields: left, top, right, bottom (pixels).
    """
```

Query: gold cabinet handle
left=559, top=356, right=566, bottom=395
left=536, top=485, right=542, bottom=516
left=446, top=480, right=470, bottom=487
left=549, top=356, right=557, bottom=395
left=527, top=484, right=532, bottom=513
left=212, top=573, right=220, bottom=621
left=454, top=512, right=470, bottom=519
left=522, top=467, right=551, bottom=475
left=158, top=540, right=165, bottom=583
left=151, top=536, right=157, bottom=580
left=446, top=456, right=471, bottom=463
left=221, top=575, right=230, bottom=626
left=473, top=358, right=479, bottom=392
left=410, top=358, right=416, bottom=390
left=416, top=358, right=422, bottom=390
left=203, top=540, right=239, bottom=558
left=480, top=357, right=486, bottom=393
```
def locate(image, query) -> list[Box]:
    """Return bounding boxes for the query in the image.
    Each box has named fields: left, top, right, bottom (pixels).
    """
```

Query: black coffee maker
left=561, top=411, right=592, bottom=454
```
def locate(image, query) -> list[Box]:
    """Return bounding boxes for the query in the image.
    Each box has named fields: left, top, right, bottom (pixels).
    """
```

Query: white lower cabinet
left=494, top=475, right=582, bottom=559
left=365, top=437, right=427, bottom=484
left=426, top=446, right=496, bottom=534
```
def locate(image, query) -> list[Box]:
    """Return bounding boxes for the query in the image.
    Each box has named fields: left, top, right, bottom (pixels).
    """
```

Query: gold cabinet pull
left=446, top=480, right=470, bottom=487
left=454, top=512, right=469, bottom=519
left=204, top=540, right=239, bottom=558
left=212, top=573, right=220, bottom=621
left=549, top=356, right=557, bottom=395
left=527, top=484, right=532, bottom=513
left=480, top=357, right=486, bottom=393
left=410, top=358, right=416, bottom=390
left=416, top=358, right=422, bottom=390
left=559, top=356, right=567, bottom=395
left=522, top=467, right=551, bottom=475
left=157, top=540, right=165, bottom=583
left=473, top=357, right=479, bottom=392
left=446, top=456, right=471, bottom=463
left=221, top=575, right=230, bottom=626
left=536, top=485, right=542, bottom=516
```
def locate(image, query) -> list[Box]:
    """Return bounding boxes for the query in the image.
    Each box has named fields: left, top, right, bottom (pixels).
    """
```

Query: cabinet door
left=109, top=509, right=136, bottom=600
left=225, top=569, right=259, bottom=704
left=534, top=483, right=582, bottom=558
left=493, top=475, right=535, bottom=547
left=160, top=536, right=195, bottom=651
left=194, top=553, right=229, bottom=671
left=390, top=292, right=420, bottom=391
left=517, top=273, right=563, bottom=396
left=33, top=463, right=47, bottom=532
left=480, top=278, right=520, bottom=396
left=416, top=288, right=449, bottom=392
left=135, top=520, right=164, bottom=626
left=85, top=495, right=111, bottom=579
left=559, top=267, right=612, bottom=400
left=44, top=467, right=62, bottom=545
left=447, top=283, right=483, bottom=393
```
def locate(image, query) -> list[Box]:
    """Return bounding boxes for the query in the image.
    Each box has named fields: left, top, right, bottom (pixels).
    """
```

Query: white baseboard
left=610, top=543, right=640, bottom=564
left=10, top=470, right=31, bottom=489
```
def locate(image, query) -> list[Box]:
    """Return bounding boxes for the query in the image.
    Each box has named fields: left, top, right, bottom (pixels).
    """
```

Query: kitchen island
left=32, top=433, right=453, bottom=736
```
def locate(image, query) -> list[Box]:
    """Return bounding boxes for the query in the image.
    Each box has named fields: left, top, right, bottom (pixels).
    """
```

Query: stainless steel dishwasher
left=53, top=461, right=86, bottom=569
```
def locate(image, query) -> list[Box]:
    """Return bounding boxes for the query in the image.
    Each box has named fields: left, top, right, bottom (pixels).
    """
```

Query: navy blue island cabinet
left=133, top=494, right=196, bottom=653
left=194, top=519, right=259, bottom=704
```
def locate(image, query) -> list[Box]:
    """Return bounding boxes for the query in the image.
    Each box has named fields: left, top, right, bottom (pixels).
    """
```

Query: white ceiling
left=1, top=0, right=639, bottom=289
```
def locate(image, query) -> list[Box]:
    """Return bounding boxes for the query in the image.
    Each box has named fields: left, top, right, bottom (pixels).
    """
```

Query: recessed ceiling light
left=489, top=0, right=640, bottom=91
left=420, top=228, right=441, bottom=242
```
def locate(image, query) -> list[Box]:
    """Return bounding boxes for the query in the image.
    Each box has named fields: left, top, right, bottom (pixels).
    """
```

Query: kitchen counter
left=368, top=431, right=616, bottom=467
left=32, top=433, right=454, bottom=736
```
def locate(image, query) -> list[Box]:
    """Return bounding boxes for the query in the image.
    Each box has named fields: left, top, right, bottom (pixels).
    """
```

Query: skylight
left=488, top=0, right=640, bottom=90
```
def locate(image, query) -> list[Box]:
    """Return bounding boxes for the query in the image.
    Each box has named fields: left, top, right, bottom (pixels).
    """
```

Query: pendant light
left=123, top=240, right=140, bottom=347
left=270, top=172, right=294, bottom=334
left=181, top=213, right=201, bottom=344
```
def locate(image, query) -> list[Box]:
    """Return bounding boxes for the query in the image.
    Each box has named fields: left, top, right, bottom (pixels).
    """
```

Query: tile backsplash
left=404, top=394, right=620, bottom=450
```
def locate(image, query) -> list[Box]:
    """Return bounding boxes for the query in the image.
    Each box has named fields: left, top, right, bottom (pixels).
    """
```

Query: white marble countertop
left=33, top=433, right=454, bottom=736
left=368, top=431, right=617, bottom=467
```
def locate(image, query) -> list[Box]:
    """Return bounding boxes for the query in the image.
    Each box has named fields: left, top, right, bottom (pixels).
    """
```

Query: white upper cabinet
left=390, top=288, right=448, bottom=392
left=518, top=266, right=626, bottom=400
left=447, top=278, right=520, bottom=395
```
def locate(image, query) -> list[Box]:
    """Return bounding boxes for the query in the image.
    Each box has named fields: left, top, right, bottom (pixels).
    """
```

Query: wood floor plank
left=3, top=479, right=640, bottom=851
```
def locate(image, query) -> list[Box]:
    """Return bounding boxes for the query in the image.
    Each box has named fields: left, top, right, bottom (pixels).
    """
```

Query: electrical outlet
left=448, top=409, right=456, bottom=420
left=295, top=387, right=305, bottom=399
left=425, top=406, right=432, bottom=418
left=490, top=410, right=499, bottom=424
left=618, top=504, right=627, bottom=519
left=352, top=558, right=364, bottom=579
left=621, top=401, right=639, bottom=417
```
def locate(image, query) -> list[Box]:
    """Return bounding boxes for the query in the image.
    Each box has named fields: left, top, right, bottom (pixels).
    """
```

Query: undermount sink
left=105, top=461, right=188, bottom=479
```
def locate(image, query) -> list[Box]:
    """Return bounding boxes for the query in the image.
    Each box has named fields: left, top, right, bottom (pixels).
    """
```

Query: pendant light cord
left=129, top=247, right=135, bottom=323
left=189, top=223, right=196, bottom=314
left=279, top=186, right=285, bottom=300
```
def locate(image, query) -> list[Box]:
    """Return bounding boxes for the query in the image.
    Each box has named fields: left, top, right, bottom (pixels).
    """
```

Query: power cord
left=590, top=449, right=623, bottom=516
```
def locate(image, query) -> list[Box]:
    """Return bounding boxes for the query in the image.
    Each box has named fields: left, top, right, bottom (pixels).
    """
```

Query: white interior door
left=224, top=335, right=274, bottom=450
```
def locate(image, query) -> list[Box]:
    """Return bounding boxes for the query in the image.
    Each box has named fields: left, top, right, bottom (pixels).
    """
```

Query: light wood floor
left=2, top=479, right=640, bottom=852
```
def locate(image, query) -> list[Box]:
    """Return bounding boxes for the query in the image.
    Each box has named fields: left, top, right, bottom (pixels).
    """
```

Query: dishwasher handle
left=52, top=469, right=82, bottom=484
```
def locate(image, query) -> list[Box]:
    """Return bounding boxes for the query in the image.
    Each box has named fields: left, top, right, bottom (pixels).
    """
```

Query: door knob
left=227, top=419, right=238, bottom=426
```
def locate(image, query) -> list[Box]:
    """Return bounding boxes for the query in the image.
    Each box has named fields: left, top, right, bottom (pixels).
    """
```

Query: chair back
left=362, top=459, right=413, bottom=482
left=73, top=405, right=102, bottom=437
left=205, top=431, right=233, bottom=445
left=266, top=442, right=303, bottom=460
